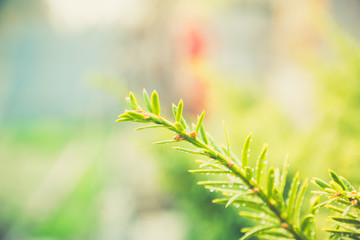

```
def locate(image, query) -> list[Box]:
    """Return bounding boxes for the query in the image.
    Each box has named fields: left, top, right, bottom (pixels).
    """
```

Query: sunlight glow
left=45, top=0, right=146, bottom=31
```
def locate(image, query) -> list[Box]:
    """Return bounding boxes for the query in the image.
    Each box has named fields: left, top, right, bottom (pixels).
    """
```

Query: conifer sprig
left=117, top=90, right=318, bottom=240
left=312, top=170, right=360, bottom=239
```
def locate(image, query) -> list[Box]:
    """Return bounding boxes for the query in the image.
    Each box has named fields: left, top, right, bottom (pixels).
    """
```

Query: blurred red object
left=175, top=24, right=210, bottom=115
left=186, top=27, right=207, bottom=60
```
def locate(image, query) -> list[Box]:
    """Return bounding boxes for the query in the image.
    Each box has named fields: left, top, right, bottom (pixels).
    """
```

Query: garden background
left=1, top=0, right=360, bottom=239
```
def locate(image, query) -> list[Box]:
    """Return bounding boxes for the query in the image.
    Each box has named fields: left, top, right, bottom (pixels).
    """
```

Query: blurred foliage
left=299, top=23, right=360, bottom=182
left=0, top=123, right=109, bottom=239
left=154, top=147, right=246, bottom=240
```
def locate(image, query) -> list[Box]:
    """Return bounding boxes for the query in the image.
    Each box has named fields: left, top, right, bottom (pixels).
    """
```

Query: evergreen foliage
left=312, top=171, right=360, bottom=239
left=117, top=90, right=360, bottom=240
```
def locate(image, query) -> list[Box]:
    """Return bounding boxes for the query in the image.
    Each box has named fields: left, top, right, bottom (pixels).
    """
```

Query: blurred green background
left=1, top=0, right=360, bottom=239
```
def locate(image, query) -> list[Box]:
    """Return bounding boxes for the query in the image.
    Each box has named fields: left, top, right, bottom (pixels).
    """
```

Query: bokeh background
left=1, top=0, right=360, bottom=239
